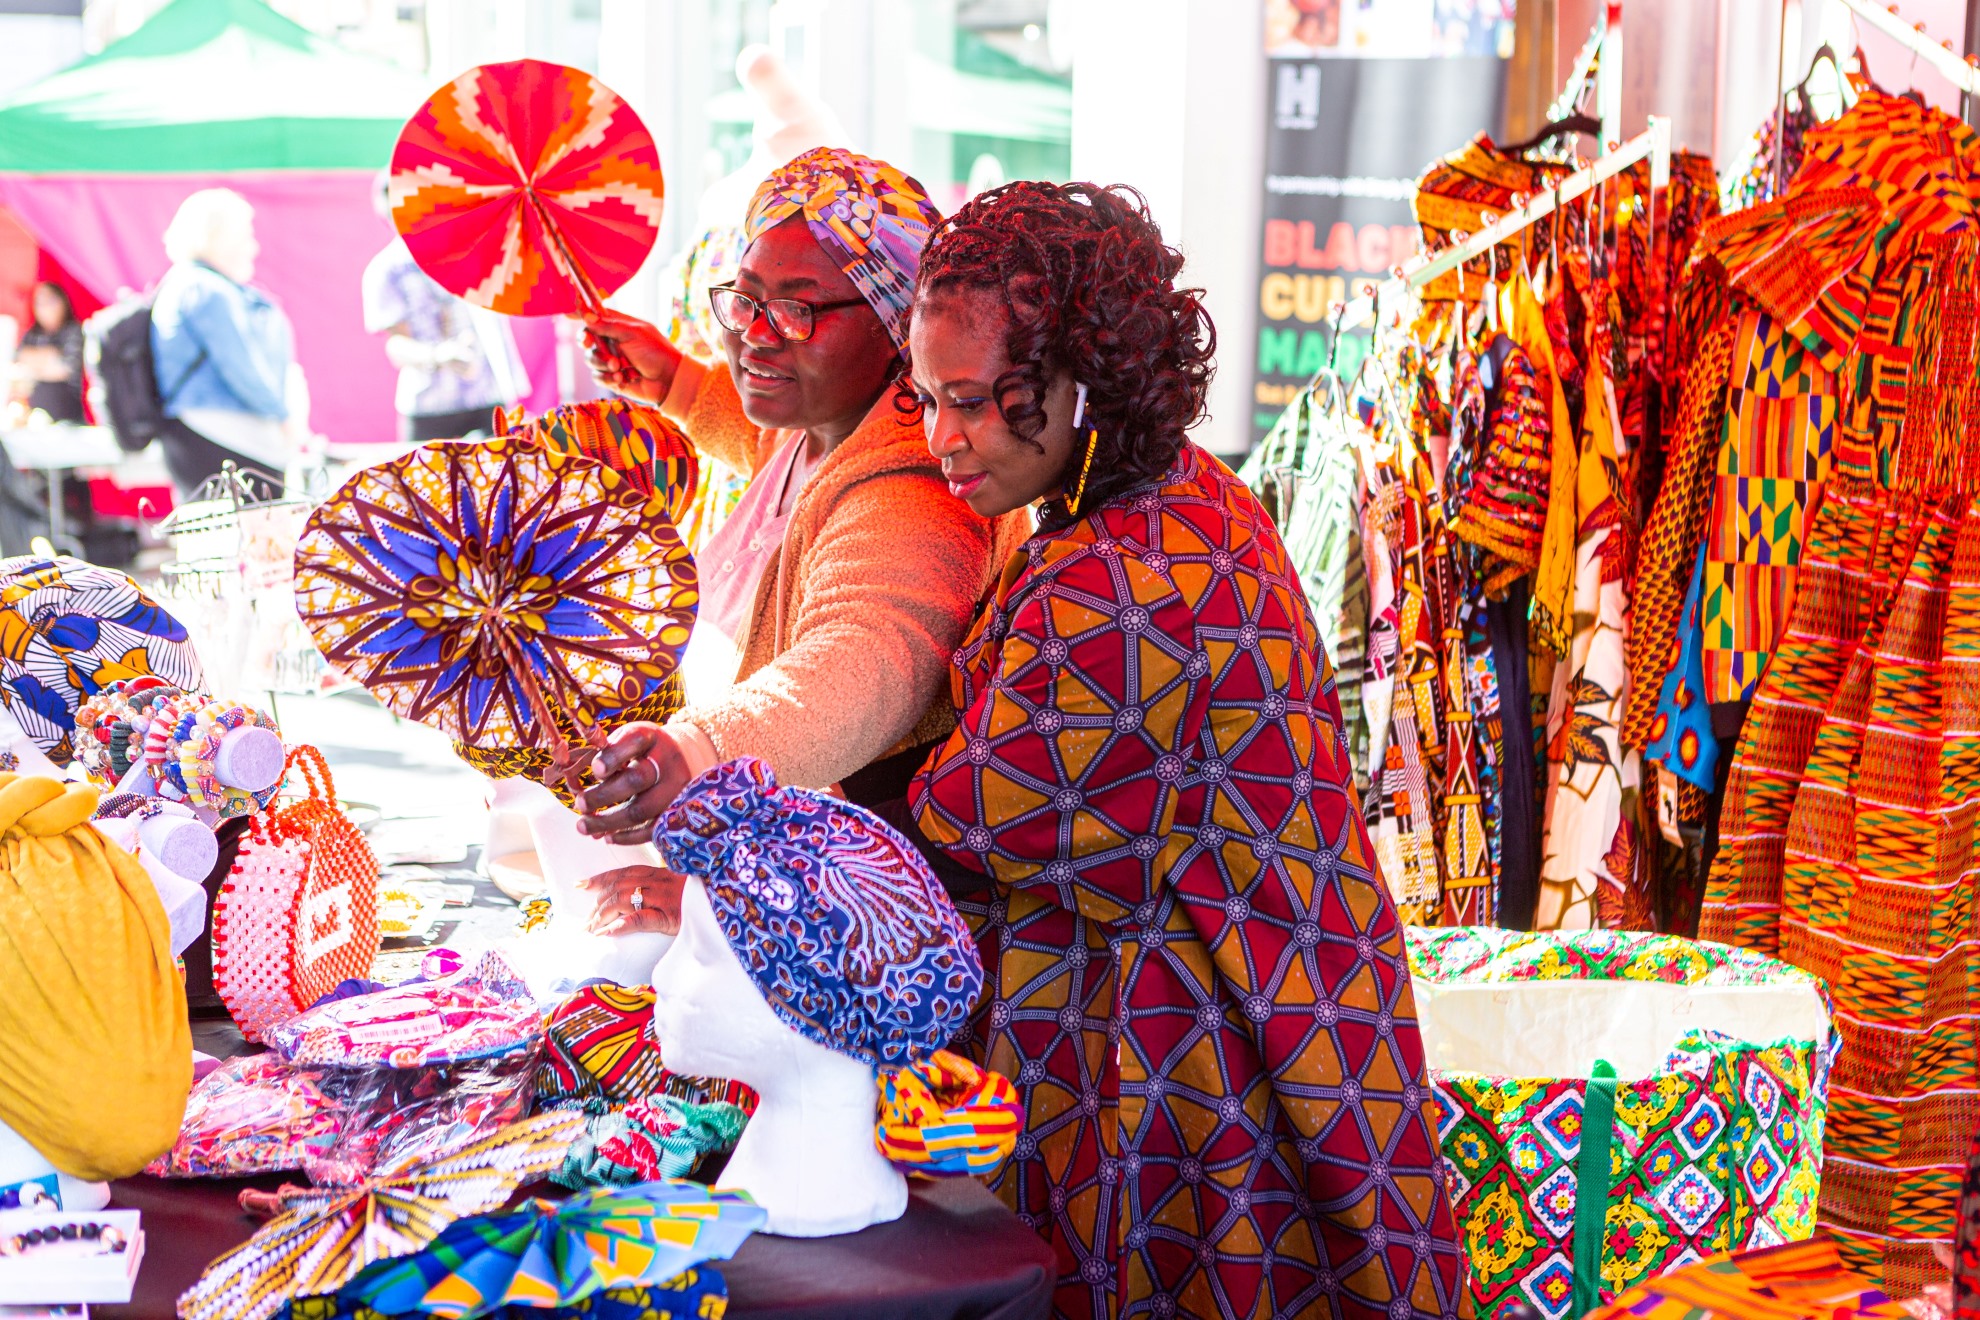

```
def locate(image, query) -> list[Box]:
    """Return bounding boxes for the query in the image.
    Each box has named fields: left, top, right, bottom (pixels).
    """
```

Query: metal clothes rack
left=1831, top=0, right=1980, bottom=98
left=1330, top=115, right=1673, bottom=336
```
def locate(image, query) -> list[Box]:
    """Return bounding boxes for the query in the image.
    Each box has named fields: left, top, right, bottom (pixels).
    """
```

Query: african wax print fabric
left=742, top=146, right=943, bottom=355
left=1538, top=308, right=1644, bottom=932
left=331, top=1182, right=763, bottom=1318
left=283, top=1272, right=727, bottom=1320
left=552, top=1095, right=748, bottom=1189
left=656, top=756, right=982, bottom=1069
left=1449, top=335, right=1553, bottom=595
left=912, top=444, right=1462, bottom=1320
left=293, top=435, right=697, bottom=770
left=1647, top=542, right=1720, bottom=793
left=0, top=556, right=204, bottom=766
left=1410, top=135, right=1569, bottom=309
left=1410, top=928, right=1833, bottom=1320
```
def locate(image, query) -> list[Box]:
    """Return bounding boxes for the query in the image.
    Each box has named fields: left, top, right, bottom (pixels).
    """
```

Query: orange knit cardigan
left=660, top=357, right=1029, bottom=790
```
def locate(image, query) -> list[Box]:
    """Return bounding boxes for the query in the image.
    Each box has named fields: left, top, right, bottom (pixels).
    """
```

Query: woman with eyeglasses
left=573, top=148, right=1025, bottom=880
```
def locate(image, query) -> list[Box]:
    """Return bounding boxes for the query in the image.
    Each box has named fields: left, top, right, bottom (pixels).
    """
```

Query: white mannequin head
left=496, top=778, right=673, bottom=1000
left=651, top=878, right=905, bottom=1237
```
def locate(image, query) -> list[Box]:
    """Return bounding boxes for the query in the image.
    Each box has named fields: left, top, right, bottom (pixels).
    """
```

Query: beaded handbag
left=210, top=745, right=381, bottom=1042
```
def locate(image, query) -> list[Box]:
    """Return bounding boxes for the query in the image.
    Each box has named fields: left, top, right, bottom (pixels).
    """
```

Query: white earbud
left=1072, top=381, right=1089, bottom=430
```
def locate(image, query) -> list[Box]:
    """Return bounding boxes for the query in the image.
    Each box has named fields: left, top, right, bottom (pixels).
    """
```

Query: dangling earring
left=1068, top=382, right=1096, bottom=515
left=1070, top=428, right=1098, bottom=515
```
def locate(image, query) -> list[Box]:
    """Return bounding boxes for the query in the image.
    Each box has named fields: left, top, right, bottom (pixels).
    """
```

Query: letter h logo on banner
left=1275, top=64, right=1320, bottom=130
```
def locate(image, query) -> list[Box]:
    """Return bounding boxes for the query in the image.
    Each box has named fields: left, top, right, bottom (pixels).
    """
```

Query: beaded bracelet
left=163, top=699, right=283, bottom=819
left=0, top=1183, right=55, bottom=1212
left=0, top=1223, right=127, bottom=1256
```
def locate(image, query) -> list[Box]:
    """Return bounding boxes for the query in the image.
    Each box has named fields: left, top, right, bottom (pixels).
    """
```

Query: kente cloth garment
left=1538, top=297, right=1645, bottom=933
left=742, top=146, right=943, bottom=355
left=1698, top=311, right=1839, bottom=705
left=657, top=756, right=983, bottom=1069
left=0, top=556, right=204, bottom=766
left=283, top=1271, right=726, bottom=1320
left=1585, top=1239, right=1908, bottom=1320
left=874, top=1048, right=1023, bottom=1178
left=1412, top=926, right=1833, bottom=1320
left=911, top=444, right=1462, bottom=1320
left=1700, top=241, right=1949, bottom=953
left=1699, top=473, right=1896, bottom=953
left=0, top=774, right=190, bottom=1180
left=331, top=1182, right=764, bottom=1318
left=1646, top=541, right=1720, bottom=792
left=1622, top=318, right=1742, bottom=751
left=552, top=1096, right=748, bottom=1190
left=1775, top=496, right=1971, bottom=1294
left=1959, top=1130, right=1980, bottom=1320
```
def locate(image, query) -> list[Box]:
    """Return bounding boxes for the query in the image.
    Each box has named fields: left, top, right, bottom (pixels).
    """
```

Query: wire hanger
left=1500, top=111, right=1603, bottom=159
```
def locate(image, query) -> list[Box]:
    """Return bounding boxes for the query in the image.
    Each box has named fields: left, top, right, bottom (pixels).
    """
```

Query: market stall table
left=101, top=1170, right=1056, bottom=1320
left=0, top=424, right=167, bottom=552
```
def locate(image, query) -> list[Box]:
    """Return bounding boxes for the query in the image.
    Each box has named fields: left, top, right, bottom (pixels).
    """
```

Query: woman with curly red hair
left=891, top=182, right=1462, bottom=1320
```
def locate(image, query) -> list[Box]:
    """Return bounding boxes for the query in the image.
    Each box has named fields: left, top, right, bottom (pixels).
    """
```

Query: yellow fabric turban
left=0, top=775, right=191, bottom=1179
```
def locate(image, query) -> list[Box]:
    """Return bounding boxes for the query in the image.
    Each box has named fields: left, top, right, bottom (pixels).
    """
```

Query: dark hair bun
left=914, top=181, right=1215, bottom=511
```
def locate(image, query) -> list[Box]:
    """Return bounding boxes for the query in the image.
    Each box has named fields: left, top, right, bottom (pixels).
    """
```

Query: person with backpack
left=147, top=188, right=300, bottom=493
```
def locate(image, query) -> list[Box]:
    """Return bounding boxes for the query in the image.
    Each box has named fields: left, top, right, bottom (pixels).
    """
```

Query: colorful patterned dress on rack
left=911, top=445, right=1463, bottom=1320
left=1538, top=276, right=1644, bottom=931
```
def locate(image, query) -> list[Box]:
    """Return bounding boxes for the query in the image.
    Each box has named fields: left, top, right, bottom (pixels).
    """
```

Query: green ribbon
left=1571, top=1059, right=1618, bottom=1320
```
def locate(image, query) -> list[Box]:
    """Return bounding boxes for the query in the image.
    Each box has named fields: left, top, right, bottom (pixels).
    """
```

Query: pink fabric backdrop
left=0, top=169, right=559, bottom=446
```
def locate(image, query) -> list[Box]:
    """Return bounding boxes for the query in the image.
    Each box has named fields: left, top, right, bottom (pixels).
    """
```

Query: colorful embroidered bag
left=1408, top=927, right=1834, bottom=1320
left=210, top=745, right=381, bottom=1042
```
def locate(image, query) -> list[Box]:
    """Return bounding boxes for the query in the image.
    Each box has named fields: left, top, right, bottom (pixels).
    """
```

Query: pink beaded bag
left=210, top=746, right=382, bottom=1041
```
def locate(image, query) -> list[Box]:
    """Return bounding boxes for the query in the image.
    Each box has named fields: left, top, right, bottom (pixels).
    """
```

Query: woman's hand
left=576, top=722, right=692, bottom=844
left=581, top=310, right=682, bottom=405
left=578, top=864, right=687, bottom=936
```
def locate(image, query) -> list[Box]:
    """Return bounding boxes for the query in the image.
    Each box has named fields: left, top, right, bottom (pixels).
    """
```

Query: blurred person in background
left=7, top=282, right=85, bottom=423
left=150, top=188, right=303, bottom=493
left=362, top=173, right=528, bottom=445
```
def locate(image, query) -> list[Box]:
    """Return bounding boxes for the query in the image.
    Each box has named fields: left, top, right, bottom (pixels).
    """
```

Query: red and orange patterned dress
left=911, top=445, right=1462, bottom=1320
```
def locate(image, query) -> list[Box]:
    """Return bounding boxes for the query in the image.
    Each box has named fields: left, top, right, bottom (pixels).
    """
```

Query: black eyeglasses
left=708, top=285, right=867, bottom=343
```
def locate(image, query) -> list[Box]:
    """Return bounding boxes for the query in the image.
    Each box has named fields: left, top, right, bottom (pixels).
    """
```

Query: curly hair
left=909, top=181, right=1216, bottom=517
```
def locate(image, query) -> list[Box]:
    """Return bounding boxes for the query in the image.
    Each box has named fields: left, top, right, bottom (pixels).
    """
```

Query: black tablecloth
left=98, top=1172, right=1055, bottom=1320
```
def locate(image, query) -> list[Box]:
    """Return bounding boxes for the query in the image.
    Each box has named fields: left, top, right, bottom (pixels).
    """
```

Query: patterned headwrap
left=742, top=147, right=943, bottom=355
left=656, top=757, right=982, bottom=1068
left=875, top=1049, right=1022, bottom=1178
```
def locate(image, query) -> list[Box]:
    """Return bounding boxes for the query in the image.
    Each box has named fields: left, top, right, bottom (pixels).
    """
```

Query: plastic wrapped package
left=259, top=949, right=547, bottom=1185
left=268, top=949, right=540, bottom=1069
left=145, top=1052, right=344, bottom=1177
left=304, top=1042, right=543, bottom=1186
